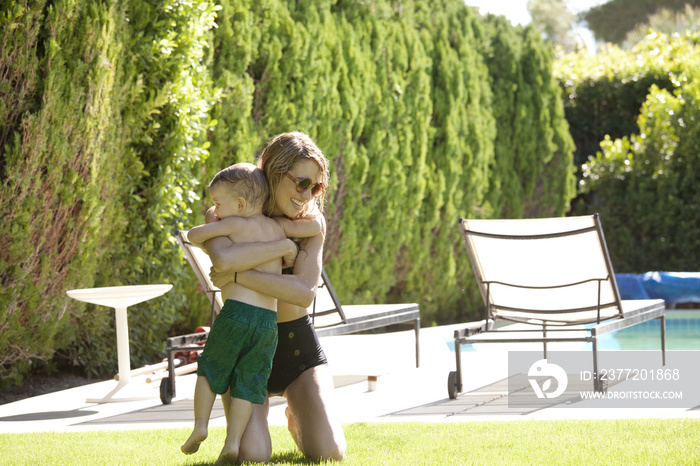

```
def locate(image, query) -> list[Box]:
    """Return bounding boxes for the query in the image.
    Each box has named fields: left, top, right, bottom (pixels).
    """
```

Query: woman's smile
left=277, top=159, right=322, bottom=217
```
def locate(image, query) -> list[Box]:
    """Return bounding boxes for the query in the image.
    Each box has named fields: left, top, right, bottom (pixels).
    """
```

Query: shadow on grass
left=269, top=450, right=324, bottom=464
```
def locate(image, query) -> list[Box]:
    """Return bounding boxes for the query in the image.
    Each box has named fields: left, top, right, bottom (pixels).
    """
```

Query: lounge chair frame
left=448, top=214, right=666, bottom=399
left=160, top=230, right=421, bottom=404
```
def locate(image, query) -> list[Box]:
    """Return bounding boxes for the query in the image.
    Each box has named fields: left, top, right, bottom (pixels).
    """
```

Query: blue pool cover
left=615, top=272, right=700, bottom=304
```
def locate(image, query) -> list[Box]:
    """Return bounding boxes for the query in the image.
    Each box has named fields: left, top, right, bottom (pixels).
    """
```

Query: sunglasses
left=284, top=172, right=323, bottom=196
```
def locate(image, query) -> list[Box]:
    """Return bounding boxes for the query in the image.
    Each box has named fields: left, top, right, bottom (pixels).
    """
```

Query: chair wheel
left=448, top=371, right=459, bottom=399
left=160, top=377, right=174, bottom=404
left=594, top=374, right=608, bottom=394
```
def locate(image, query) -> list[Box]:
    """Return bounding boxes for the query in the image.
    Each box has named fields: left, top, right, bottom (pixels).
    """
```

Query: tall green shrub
left=482, top=16, right=575, bottom=219
left=402, top=1, right=496, bottom=322
left=0, top=0, right=219, bottom=382
left=324, top=1, right=441, bottom=310
left=204, top=1, right=574, bottom=324
left=60, top=0, right=220, bottom=377
left=184, top=0, right=576, bottom=324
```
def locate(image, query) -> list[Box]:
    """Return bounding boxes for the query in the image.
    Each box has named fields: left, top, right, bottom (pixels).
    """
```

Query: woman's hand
left=210, top=267, right=235, bottom=289
left=282, top=241, right=300, bottom=268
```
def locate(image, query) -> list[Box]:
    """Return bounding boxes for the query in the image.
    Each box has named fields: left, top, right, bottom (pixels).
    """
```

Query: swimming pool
left=598, top=310, right=700, bottom=350
left=448, top=310, right=700, bottom=352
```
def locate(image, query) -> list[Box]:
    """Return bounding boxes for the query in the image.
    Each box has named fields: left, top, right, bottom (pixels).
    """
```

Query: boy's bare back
left=227, top=214, right=286, bottom=274
left=217, top=214, right=285, bottom=311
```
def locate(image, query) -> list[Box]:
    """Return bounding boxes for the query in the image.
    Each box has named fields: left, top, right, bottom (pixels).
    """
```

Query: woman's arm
left=235, top=216, right=326, bottom=308
left=205, top=236, right=298, bottom=273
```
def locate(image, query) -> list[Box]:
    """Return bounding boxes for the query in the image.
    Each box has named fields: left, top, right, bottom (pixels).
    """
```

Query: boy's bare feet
left=181, top=428, right=207, bottom=454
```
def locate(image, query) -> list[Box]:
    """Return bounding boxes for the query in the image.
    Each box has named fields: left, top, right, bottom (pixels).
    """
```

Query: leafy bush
left=576, top=32, right=700, bottom=272
left=554, top=36, right=683, bottom=170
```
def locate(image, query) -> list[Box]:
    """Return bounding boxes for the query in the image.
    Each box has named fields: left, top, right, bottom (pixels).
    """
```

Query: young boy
left=181, top=163, right=321, bottom=463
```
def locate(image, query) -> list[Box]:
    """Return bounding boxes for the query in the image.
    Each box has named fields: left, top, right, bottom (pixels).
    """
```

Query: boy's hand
left=304, top=204, right=321, bottom=220
left=204, top=206, right=219, bottom=224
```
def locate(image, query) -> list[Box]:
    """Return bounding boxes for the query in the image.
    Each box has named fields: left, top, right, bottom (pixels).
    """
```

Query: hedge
left=0, top=0, right=574, bottom=384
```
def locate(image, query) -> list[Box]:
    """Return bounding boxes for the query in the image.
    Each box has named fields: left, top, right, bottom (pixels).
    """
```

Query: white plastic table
left=66, top=284, right=172, bottom=403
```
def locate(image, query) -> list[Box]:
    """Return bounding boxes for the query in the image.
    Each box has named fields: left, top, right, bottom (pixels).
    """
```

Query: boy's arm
left=188, top=217, right=244, bottom=248
left=275, top=215, right=323, bottom=238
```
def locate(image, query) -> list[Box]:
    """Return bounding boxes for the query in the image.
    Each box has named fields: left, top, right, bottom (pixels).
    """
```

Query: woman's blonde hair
left=256, top=132, right=329, bottom=217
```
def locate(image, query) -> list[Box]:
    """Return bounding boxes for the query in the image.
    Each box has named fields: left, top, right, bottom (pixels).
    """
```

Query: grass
left=1, top=419, right=699, bottom=465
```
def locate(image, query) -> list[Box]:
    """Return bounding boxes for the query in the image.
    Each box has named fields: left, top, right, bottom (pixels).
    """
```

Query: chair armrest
left=454, top=319, right=492, bottom=339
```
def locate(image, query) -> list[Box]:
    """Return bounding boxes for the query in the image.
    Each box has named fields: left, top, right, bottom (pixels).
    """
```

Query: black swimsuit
left=266, top=314, right=328, bottom=396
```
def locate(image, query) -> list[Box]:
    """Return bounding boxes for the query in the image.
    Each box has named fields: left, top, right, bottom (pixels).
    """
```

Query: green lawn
left=1, top=419, right=699, bottom=465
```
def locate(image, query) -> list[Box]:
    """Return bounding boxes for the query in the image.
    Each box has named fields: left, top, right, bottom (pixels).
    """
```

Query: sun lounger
left=159, top=230, right=421, bottom=404
left=447, top=214, right=666, bottom=399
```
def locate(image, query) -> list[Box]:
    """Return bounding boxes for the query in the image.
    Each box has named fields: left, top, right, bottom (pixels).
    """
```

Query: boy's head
left=209, top=163, right=268, bottom=219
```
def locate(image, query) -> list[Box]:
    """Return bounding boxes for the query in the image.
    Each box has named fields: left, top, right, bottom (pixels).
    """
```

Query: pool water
left=449, top=310, right=700, bottom=352
left=597, top=310, right=700, bottom=351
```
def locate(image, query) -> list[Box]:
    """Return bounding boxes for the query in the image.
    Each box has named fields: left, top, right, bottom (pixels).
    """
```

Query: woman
left=204, top=132, right=346, bottom=462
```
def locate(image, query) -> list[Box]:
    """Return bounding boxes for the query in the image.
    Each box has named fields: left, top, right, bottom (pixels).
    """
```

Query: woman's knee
left=290, top=409, right=346, bottom=461
left=239, top=428, right=272, bottom=463
left=307, top=440, right=345, bottom=462
left=238, top=443, right=272, bottom=464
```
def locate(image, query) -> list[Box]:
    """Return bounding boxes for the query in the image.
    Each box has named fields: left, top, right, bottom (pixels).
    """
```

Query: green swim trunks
left=197, top=299, right=278, bottom=404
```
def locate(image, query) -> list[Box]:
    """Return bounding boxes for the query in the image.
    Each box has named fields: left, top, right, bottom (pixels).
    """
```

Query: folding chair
left=447, top=214, right=666, bottom=399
